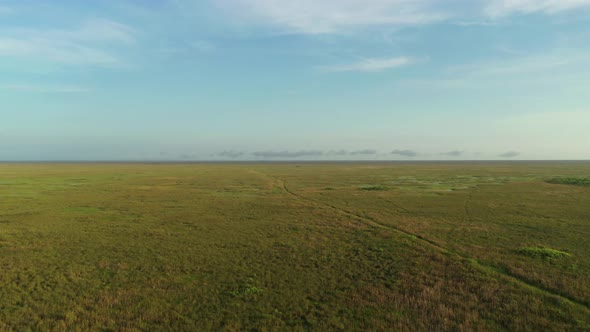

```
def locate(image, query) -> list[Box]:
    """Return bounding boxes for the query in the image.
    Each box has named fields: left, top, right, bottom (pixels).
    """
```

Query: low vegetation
left=0, top=162, right=589, bottom=330
left=359, top=184, right=389, bottom=191
left=516, top=247, right=571, bottom=260
left=547, top=177, right=590, bottom=186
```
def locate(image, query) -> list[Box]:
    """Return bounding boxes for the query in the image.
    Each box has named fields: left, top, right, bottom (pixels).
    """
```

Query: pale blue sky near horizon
left=1, top=0, right=589, bottom=160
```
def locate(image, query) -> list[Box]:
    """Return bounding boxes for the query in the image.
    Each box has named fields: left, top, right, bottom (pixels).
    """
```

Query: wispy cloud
left=216, top=0, right=590, bottom=35
left=486, top=0, right=590, bottom=17
left=391, top=149, right=418, bottom=157
left=0, top=19, right=135, bottom=67
left=217, top=150, right=244, bottom=158
left=499, top=151, right=520, bottom=158
left=452, top=19, right=503, bottom=27
left=217, top=0, right=447, bottom=34
left=21, top=19, right=136, bottom=44
left=1, top=84, right=91, bottom=93
left=323, top=56, right=416, bottom=73
left=447, top=51, right=590, bottom=78
left=252, top=150, right=324, bottom=158
left=441, top=150, right=464, bottom=157
left=217, top=149, right=382, bottom=158
left=179, top=153, right=199, bottom=160
left=0, top=38, right=120, bottom=66
left=350, top=149, right=378, bottom=155
left=328, top=150, right=349, bottom=156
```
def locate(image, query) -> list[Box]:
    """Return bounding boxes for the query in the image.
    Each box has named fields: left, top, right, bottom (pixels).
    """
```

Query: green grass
left=230, top=285, right=264, bottom=297
left=0, top=162, right=589, bottom=331
left=65, top=206, right=103, bottom=213
left=359, top=184, right=389, bottom=191
left=547, top=177, right=590, bottom=186
left=516, top=247, right=571, bottom=260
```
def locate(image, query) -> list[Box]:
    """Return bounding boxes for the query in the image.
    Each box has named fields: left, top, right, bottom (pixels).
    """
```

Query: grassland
left=0, top=162, right=589, bottom=331
left=547, top=177, right=590, bottom=186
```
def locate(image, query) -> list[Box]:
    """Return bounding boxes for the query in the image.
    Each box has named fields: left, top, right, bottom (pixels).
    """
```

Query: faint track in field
left=380, top=198, right=411, bottom=214
left=446, top=188, right=476, bottom=245
left=464, top=189, right=475, bottom=223
left=318, top=192, right=351, bottom=208
left=276, top=177, right=590, bottom=312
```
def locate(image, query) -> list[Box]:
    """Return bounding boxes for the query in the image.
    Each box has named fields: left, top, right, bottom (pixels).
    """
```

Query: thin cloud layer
left=329, top=150, right=349, bottom=156
left=218, top=150, right=244, bottom=158
left=499, top=151, right=520, bottom=158
left=391, top=149, right=418, bottom=157
left=217, top=0, right=447, bottom=34
left=323, top=57, right=416, bottom=73
left=255, top=149, right=380, bottom=157
left=178, top=153, right=199, bottom=160
left=448, top=52, right=589, bottom=79
left=441, top=150, right=464, bottom=157
left=0, top=19, right=134, bottom=67
left=350, top=149, right=378, bottom=155
left=217, top=0, right=590, bottom=36
left=3, top=2, right=589, bottom=161
left=486, top=0, right=590, bottom=17
left=252, top=150, right=324, bottom=158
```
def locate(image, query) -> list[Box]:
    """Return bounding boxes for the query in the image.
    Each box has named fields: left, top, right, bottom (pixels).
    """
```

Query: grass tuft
left=359, top=185, right=389, bottom=191
left=516, top=247, right=571, bottom=260
left=231, top=286, right=264, bottom=297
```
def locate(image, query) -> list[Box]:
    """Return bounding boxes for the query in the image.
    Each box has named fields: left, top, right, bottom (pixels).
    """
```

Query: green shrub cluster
left=359, top=185, right=389, bottom=191
left=546, top=177, right=590, bottom=186
left=516, top=247, right=571, bottom=260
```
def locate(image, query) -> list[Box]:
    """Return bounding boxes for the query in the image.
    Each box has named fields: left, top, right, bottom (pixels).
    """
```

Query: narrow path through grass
left=275, top=176, right=590, bottom=312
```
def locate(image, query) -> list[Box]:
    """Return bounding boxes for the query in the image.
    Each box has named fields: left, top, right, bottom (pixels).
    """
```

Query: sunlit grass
left=516, top=247, right=571, bottom=260
left=0, top=162, right=589, bottom=330
left=547, top=177, right=590, bottom=186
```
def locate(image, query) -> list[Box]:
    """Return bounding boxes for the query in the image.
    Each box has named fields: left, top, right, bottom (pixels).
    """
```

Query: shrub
left=515, top=247, right=571, bottom=260
left=359, top=185, right=388, bottom=191
left=546, top=177, right=590, bottom=186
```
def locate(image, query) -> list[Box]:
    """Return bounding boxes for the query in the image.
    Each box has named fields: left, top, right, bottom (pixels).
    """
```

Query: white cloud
left=3, top=19, right=135, bottom=44
left=0, top=38, right=120, bottom=66
left=0, top=19, right=134, bottom=67
left=486, top=0, right=590, bottom=17
left=216, top=0, right=447, bottom=34
left=214, top=0, right=590, bottom=34
left=447, top=51, right=590, bottom=77
left=323, top=56, right=416, bottom=72
left=65, top=19, right=135, bottom=44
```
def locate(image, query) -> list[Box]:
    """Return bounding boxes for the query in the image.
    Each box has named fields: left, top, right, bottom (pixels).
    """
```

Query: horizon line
left=0, top=159, right=589, bottom=164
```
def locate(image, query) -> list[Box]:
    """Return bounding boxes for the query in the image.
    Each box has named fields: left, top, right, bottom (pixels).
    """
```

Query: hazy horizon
left=2, top=1, right=590, bottom=160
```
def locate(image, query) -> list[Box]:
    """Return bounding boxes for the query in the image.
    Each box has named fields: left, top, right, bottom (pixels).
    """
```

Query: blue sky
left=1, top=0, right=589, bottom=160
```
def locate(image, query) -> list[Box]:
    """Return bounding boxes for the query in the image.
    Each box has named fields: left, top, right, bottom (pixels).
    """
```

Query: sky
left=1, top=0, right=589, bottom=161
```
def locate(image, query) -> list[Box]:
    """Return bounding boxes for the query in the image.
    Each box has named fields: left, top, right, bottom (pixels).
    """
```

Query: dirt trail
left=276, top=177, right=590, bottom=312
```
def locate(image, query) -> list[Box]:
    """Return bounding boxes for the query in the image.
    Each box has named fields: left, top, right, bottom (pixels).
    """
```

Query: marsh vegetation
left=547, top=177, right=590, bottom=186
left=0, top=162, right=589, bottom=330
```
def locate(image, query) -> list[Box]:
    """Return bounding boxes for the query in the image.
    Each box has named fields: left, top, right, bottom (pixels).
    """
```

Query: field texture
left=0, top=162, right=589, bottom=331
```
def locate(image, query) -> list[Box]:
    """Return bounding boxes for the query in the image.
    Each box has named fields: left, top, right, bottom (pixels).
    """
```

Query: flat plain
left=0, top=162, right=589, bottom=331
